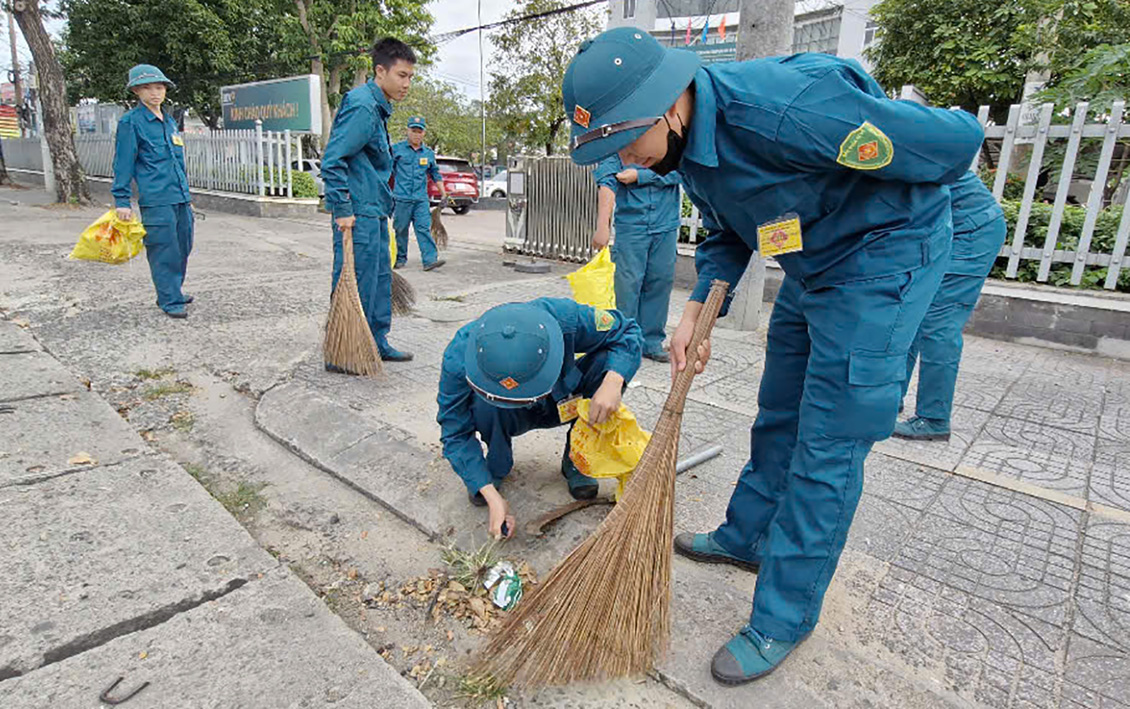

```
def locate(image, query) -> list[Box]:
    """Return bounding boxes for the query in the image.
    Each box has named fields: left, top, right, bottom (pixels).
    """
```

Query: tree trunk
left=12, top=1, right=89, bottom=204
left=353, top=66, right=368, bottom=88
left=0, top=138, right=11, bottom=186
left=294, top=0, right=331, bottom=149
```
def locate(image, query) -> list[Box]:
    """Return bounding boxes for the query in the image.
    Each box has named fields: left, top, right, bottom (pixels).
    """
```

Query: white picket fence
left=680, top=101, right=1130, bottom=290
left=7, top=119, right=301, bottom=198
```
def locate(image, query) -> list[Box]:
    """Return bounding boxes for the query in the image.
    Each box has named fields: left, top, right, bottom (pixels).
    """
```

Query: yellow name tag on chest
left=557, top=396, right=581, bottom=424
left=171, top=134, right=184, bottom=147
left=419, top=157, right=428, bottom=166
left=757, top=215, right=804, bottom=257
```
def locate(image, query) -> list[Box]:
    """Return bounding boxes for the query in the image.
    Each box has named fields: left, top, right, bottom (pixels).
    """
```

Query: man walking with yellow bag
left=111, top=65, right=193, bottom=319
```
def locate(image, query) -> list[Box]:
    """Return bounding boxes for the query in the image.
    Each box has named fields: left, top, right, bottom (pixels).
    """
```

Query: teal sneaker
left=711, top=626, right=809, bottom=686
left=674, top=532, right=760, bottom=573
left=893, top=416, right=950, bottom=441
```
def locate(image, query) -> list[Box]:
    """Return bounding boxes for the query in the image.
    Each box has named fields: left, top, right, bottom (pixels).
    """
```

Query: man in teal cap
left=111, top=64, right=193, bottom=319
left=591, top=153, right=681, bottom=362
left=322, top=37, right=417, bottom=363
left=390, top=115, right=446, bottom=271
left=437, top=298, right=642, bottom=539
left=895, top=170, right=1006, bottom=440
left=563, top=28, right=983, bottom=685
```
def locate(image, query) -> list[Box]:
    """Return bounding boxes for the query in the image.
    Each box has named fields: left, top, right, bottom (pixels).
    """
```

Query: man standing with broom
left=437, top=298, right=642, bottom=540
left=563, top=29, right=982, bottom=685
left=322, top=38, right=418, bottom=363
left=391, top=116, right=447, bottom=271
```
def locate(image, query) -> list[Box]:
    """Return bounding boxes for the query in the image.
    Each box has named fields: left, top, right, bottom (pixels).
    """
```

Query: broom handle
left=663, top=280, right=729, bottom=415
left=340, top=224, right=356, bottom=286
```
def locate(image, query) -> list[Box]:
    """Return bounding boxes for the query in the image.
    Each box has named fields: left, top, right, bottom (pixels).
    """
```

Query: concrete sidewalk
left=0, top=318, right=429, bottom=707
left=256, top=273, right=1130, bottom=709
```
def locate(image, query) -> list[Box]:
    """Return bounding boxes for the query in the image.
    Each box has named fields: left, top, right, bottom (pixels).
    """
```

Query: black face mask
left=649, top=114, right=687, bottom=176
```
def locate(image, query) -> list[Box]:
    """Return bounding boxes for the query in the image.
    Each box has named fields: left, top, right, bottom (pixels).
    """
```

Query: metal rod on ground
left=675, top=444, right=724, bottom=475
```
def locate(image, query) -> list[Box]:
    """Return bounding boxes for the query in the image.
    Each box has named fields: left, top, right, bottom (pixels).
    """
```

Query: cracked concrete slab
left=0, top=567, right=430, bottom=708
left=0, top=390, right=144, bottom=486
left=0, top=456, right=277, bottom=678
left=0, top=351, right=84, bottom=403
left=0, top=321, right=40, bottom=354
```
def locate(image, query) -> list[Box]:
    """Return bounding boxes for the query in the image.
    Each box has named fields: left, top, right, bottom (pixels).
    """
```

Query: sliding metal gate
left=505, top=155, right=599, bottom=263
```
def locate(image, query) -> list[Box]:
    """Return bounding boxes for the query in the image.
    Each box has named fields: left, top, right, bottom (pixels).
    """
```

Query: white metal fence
left=5, top=120, right=302, bottom=198
left=678, top=101, right=1130, bottom=291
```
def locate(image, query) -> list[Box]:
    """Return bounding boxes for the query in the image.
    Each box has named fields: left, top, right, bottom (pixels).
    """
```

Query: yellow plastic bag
left=568, top=399, right=651, bottom=500
left=70, top=211, right=146, bottom=264
left=388, top=217, right=397, bottom=264
left=566, top=247, right=616, bottom=310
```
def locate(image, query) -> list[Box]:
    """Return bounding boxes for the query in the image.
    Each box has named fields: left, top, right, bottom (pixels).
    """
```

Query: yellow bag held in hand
left=388, top=217, right=397, bottom=264
left=71, top=211, right=146, bottom=264
left=566, top=247, right=616, bottom=310
left=568, top=399, right=651, bottom=500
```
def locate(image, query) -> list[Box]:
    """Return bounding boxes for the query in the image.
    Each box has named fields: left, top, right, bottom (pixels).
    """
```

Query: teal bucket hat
left=407, top=115, right=427, bottom=129
left=127, top=64, right=175, bottom=90
left=464, top=303, right=564, bottom=409
left=562, top=27, right=700, bottom=165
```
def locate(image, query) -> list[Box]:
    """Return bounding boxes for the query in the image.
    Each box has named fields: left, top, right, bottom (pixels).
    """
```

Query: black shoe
left=423, top=259, right=446, bottom=272
left=165, top=309, right=188, bottom=320
left=394, top=261, right=406, bottom=270
left=644, top=351, right=670, bottom=364
left=379, top=347, right=414, bottom=362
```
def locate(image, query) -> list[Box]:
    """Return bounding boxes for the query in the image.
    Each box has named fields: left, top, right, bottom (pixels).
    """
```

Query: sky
left=0, top=1, right=571, bottom=98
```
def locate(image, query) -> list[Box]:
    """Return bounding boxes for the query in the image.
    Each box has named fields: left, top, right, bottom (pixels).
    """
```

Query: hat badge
left=573, top=105, right=591, bottom=129
left=499, top=377, right=520, bottom=390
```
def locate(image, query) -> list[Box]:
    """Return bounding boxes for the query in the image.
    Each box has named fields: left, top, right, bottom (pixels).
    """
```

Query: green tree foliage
left=866, top=0, right=1032, bottom=116
left=487, top=0, right=605, bottom=155
left=288, top=0, right=434, bottom=145
left=60, top=0, right=305, bottom=128
left=1034, top=43, right=1130, bottom=117
left=1014, top=0, right=1130, bottom=90
left=388, top=77, right=480, bottom=159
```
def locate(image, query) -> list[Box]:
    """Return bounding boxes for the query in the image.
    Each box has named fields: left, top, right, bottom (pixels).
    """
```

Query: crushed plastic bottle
left=482, top=561, right=523, bottom=610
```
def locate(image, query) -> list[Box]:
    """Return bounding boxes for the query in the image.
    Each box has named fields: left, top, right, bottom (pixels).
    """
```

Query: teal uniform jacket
left=592, top=154, right=682, bottom=235
left=322, top=81, right=394, bottom=219
left=391, top=141, right=442, bottom=202
left=682, top=55, right=984, bottom=311
left=437, top=298, right=643, bottom=494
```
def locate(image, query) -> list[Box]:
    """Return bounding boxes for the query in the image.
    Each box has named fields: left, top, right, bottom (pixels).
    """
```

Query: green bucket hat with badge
left=562, top=27, right=700, bottom=165
left=127, top=64, right=175, bottom=90
left=407, top=115, right=427, bottom=129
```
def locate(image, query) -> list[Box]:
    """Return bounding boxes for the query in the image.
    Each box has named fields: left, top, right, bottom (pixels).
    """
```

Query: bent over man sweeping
left=563, top=28, right=983, bottom=685
left=437, top=299, right=642, bottom=540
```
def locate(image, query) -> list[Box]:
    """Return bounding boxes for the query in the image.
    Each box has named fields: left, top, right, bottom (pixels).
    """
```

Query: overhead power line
left=430, top=0, right=608, bottom=45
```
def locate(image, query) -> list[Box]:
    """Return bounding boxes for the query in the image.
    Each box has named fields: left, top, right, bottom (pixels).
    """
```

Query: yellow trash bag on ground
left=71, top=211, right=146, bottom=264
left=566, top=247, right=616, bottom=310
left=568, top=399, right=651, bottom=500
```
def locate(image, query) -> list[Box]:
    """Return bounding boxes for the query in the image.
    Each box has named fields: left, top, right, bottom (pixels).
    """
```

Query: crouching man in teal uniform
left=391, top=116, right=446, bottom=271
left=111, top=65, right=194, bottom=319
left=591, top=154, right=681, bottom=362
left=322, top=38, right=416, bottom=363
left=895, top=171, right=1006, bottom=440
left=437, top=299, right=642, bottom=540
left=563, top=28, right=983, bottom=685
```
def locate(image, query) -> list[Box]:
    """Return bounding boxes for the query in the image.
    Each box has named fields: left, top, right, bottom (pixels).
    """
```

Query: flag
left=701, top=17, right=709, bottom=44
left=685, top=18, right=691, bottom=45
left=719, top=15, right=727, bottom=42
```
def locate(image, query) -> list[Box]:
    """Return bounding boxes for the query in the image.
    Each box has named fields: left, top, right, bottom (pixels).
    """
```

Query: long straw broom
left=391, top=271, right=416, bottom=315
left=474, top=279, right=730, bottom=688
left=323, top=225, right=383, bottom=377
left=431, top=206, right=449, bottom=250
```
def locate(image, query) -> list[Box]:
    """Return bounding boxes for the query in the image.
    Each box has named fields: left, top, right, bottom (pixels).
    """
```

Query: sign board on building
left=220, top=75, right=322, bottom=133
left=688, top=41, right=737, bottom=65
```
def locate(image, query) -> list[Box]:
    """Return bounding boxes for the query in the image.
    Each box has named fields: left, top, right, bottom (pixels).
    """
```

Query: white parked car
left=483, top=170, right=508, bottom=198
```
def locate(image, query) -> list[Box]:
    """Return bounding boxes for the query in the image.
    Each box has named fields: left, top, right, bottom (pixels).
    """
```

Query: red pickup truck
left=428, top=156, right=479, bottom=215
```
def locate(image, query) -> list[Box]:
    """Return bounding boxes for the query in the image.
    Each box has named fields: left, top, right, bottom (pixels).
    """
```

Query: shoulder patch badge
left=836, top=121, right=893, bottom=171
left=594, top=309, right=614, bottom=331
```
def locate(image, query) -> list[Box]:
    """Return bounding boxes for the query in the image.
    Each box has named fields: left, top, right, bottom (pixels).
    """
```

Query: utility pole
left=721, top=0, right=794, bottom=332
left=6, top=8, right=25, bottom=132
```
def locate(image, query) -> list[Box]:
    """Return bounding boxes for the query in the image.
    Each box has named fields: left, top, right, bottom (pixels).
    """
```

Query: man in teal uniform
left=391, top=116, right=446, bottom=271
left=591, top=154, right=681, bottom=362
left=322, top=38, right=416, bottom=363
left=111, top=65, right=194, bottom=319
left=896, top=171, right=1006, bottom=440
left=563, top=28, right=983, bottom=685
left=437, top=298, right=642, bottom=539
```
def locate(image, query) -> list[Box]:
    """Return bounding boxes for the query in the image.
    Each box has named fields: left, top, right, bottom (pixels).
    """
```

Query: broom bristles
left=473, top=281, right=730, bottom=688
left=323, top=225, right=383, bottom=377
left=431, top=206, right=448, bottom=250
left=391, top=271, right=416, bottom=315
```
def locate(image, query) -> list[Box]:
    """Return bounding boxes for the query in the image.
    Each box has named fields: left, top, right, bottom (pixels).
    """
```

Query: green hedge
left=261, top=168, right=318, bottom=199
left=993, top=197, right=1128, bottom=291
